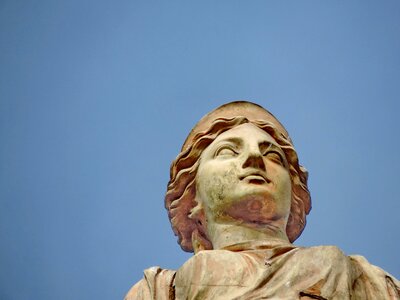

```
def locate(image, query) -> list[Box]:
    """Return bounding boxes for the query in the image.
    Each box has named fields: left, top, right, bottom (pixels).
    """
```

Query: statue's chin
left=210, top=196, right=288, bottom=228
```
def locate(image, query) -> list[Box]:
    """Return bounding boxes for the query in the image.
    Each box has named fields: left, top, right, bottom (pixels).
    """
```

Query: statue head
left=165, top=101, right=311, bottom=252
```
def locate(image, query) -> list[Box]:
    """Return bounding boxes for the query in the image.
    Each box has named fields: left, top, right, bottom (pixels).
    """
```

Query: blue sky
left=1, top=1, right=399, bottom=299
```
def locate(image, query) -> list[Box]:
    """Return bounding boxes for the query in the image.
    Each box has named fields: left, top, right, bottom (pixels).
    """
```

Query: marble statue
left=125, top=101, right=399, bottom=299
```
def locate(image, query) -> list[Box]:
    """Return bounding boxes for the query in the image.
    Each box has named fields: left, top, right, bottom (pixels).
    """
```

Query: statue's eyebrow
left=259, top=141, right=284, bottom=154
left=214, top=137, right=243, bottom=147
left=259, top=141, right=273, bottom=148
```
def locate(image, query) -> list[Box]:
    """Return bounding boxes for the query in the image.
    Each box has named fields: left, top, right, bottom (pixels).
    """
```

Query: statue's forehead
left=181, top=101, right=291, bottom=152
left=210, top=123, right=277, bottom=145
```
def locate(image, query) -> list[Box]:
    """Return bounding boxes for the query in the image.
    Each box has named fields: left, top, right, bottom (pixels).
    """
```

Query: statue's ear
left=189, top=199, right=203, bottom=220
left=189, top=200, right=207, bottom=233
left=189, top=201, right=212, bottom=253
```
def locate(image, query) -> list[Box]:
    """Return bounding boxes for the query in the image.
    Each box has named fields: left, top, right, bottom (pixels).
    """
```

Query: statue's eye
left=216, top=147, right=237, bottom=157
left=265, top=151, right=284, bottom=165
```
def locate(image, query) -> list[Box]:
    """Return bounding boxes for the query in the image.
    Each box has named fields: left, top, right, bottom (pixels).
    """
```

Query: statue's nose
left=242, top=150, right=266, bottom=170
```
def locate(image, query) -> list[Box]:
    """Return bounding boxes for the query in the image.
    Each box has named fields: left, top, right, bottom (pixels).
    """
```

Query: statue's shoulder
left=295, top=244, right=349, bottom=264
left=298, top=246, right=400, bottom=298
left=292, top=245, right=399, bottom=298
left=124, top=266, right=176, bottom=300
left=349, top=254, right=400, bottom=298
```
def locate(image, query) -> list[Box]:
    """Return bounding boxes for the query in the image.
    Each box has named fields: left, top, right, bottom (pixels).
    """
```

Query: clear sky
left=1, top=1, right=399, bottom=299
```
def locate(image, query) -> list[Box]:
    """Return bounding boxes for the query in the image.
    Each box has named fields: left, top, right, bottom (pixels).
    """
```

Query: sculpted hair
left=165, top=116, right=311, bottom=252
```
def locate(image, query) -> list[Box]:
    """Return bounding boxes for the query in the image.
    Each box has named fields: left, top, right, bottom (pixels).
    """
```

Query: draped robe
left=125, top=240, right=399, bottom=300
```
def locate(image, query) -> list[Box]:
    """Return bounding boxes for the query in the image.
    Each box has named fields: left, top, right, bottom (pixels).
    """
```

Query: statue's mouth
left=239, top=172, right=270, bottom=184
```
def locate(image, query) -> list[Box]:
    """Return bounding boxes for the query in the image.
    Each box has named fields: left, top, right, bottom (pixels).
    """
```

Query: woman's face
left=195, top=123, right=292, bottom=227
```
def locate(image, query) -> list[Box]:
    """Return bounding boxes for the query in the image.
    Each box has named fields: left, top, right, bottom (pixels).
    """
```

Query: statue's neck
left=205, top=221, right=290, bottom=251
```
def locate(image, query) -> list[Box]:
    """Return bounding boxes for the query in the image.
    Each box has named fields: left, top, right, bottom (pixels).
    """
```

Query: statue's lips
left=239, top=172, right=270, bottom=184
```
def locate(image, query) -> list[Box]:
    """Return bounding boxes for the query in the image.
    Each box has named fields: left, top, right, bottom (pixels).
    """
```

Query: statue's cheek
left=199, top=162, right=240, bottom=206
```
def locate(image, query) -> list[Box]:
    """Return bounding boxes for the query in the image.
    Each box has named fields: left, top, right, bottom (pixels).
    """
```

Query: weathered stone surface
left=125, top=101, right=399, bottom=299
